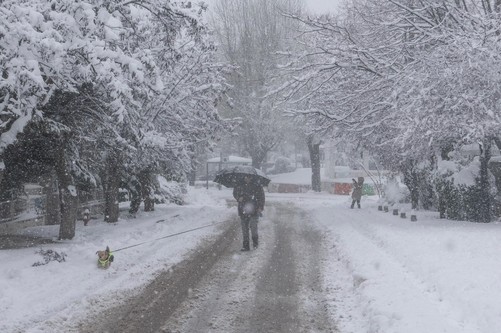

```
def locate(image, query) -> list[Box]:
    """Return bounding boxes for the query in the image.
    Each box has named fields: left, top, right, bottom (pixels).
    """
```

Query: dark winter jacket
left=233, top=182, right=265, bottom=217
left=351, top=177, right=364, bottom=200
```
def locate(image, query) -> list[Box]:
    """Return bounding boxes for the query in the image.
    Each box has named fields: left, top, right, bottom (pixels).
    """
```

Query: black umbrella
left=213, top=165, right=271, bottom=188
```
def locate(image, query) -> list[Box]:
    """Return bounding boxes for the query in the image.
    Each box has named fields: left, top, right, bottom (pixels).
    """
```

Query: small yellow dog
left=96, top=246, right=114, bottom=269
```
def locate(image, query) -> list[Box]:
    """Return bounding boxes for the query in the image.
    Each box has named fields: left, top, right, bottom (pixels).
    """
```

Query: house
left=204, top=155, right=252, bottom=179
left=198, top=155, right=253, bottom=189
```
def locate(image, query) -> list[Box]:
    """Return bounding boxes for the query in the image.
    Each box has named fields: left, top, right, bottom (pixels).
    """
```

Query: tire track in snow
left=162, top=202, right=338, bottom=333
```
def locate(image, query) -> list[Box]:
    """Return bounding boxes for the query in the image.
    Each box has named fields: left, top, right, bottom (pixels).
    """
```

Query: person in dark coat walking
left=351, top=177, right=364, bottom=209
left=233, top=175, right=265, bottom=251
left=82, top=208, right=90, bottom=226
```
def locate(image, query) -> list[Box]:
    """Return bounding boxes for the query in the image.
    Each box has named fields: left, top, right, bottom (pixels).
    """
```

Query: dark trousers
left=351, top=199, right=361, bottom=208
left=240, top=215, right=258, bottom=249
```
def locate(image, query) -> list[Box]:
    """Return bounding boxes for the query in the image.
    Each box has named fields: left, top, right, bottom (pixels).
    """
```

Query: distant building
left=322, top=141, right=372, bottom=180
left=202, top=155, right=252, bottom=181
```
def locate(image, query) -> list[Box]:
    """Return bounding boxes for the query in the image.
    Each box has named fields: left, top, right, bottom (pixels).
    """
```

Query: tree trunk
left=188, top=147, right=197, bottom=186
left=43, top=172, right=60, bottom=225
left=245, top=134, right=272, bottom=170
left=493, top=136, right=501, bottom=151
left=482, top=0, right=493, bottom=13
left=437, top=184, right=447, bottom=219
left=418, top=156, right=435, bottom=210
left=251, top=151, right=266, bottom=169
left=103, top=151, right=121, bottom=222
left=478, top=140, right=494, bottom=223
left=140, top=170, right=155, bottom=212
left=402, top=161, right=419, bottom=210
left=488, top=137, right=501, bottom=197
left=144, top=196, right=155, bottom=211
left=54, top=145, right=78, bottom=240
left=188, top=169, right=196, bottom=186
left=128, top=175, right=141, bottom=216
left=104, top=178, right=120, bottom=222
left=307, top=136, right=321, bottom=192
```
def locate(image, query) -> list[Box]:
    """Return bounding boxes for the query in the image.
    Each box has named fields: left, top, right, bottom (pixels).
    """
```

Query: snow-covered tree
left=0, top=0, right=227, bottom=237
left=210, top=0, right=303, bottom=168
left=280, top=0, right=501, bottom=220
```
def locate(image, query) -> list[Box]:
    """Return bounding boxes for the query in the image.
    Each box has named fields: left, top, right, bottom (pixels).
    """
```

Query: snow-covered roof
left=207, top=155, right=252, bottom=163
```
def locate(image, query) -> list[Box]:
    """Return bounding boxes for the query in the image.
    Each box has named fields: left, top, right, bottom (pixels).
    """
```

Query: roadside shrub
left=435, top=177, right=463, bottom=220
left=434, top=175, right=495, bottom=222
left=269, top=156, right=294, bottom=174
left=383, top=178, right=410, bottom=205
left=155, top=175, right=186, bottom=205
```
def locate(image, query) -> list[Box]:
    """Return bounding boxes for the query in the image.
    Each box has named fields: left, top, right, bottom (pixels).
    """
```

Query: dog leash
left=112, top=221, right=226, bottom=252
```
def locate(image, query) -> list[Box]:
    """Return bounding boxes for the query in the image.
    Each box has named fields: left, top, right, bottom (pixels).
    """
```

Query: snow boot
left=241, top=240, right=250, bottom=251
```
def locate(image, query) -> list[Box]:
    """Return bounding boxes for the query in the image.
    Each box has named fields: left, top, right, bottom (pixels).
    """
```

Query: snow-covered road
left=3, top=188, right=501, bottom=333
left=80, top=201, right=341, bottom=332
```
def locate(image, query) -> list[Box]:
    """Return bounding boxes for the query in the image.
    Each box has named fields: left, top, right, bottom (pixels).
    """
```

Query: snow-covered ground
left=2, top=169, right=501, bottom=333
left=0, top=189, right=234, bottom=333
left=289, top=192, right=501, bottom=333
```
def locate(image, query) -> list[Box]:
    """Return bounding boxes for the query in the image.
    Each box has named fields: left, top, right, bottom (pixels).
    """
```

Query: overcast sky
left=304, top=0, right=342, bottom=14
left=203, top=0, right=343, bottom=15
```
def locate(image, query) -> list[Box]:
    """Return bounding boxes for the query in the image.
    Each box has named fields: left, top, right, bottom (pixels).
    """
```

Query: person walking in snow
left=351, top=177, right=364, bottom=209
left=82, top=208, right=90, bottom=226
left=233, top=175, right=265, bottom=251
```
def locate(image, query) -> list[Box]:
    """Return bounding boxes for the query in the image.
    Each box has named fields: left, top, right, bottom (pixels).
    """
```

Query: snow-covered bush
left=155, top=175, right=186, bottom=205
left=382, top=178, right=409, bottom=205
left=268, top=156, right=294, bottom=175
left=435, top=177, right=463, bottom=220
left=434, top=158, right=497, bottom=222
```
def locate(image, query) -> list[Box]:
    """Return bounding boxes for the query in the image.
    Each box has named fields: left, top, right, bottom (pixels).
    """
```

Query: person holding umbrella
left=214, top=165, right=269, bottom=251
left=233, top=175, right=265, bottom=251
left=351, top=176, right=364, bottom=209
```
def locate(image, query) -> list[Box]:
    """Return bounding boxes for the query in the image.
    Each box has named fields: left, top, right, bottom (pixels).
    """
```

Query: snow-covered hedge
left=434, top=158, right=497, bottom=222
